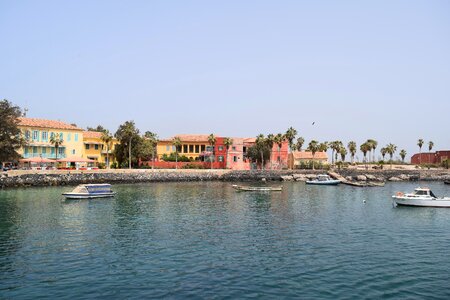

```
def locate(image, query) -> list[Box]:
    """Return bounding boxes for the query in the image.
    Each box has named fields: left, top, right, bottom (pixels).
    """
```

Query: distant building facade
left=83, top=131, right=119, bottom=167
left=411, top=151, right=450, bottom=165
left=17, top=118, right=84, bottom=160
left=288, top=151, right=328, bottom=169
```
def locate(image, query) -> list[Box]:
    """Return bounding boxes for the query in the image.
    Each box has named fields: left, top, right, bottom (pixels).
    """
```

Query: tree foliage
left=0, top=99, right=25, bottom=162
left=114, top=121, right=140, bottom=168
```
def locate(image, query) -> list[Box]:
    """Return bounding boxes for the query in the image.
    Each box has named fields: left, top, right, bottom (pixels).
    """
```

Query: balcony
left=22, top=153, right=66, bottom=159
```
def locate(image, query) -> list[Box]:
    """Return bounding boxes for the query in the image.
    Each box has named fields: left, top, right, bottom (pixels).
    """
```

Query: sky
left=1, top=0, right=449, bottom=161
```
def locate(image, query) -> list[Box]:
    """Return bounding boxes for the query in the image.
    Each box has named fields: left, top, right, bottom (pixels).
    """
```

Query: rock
left=398, top=174, right=410, bottom=180
left=356, top=175, right=367, bottom=181
left=281, top=175, right=294, bottom=181
left=388, top=176, right=402, bottom=182
left=345, top=176, right=353, bottom=181
left=365, top=174, right=377, bottom=181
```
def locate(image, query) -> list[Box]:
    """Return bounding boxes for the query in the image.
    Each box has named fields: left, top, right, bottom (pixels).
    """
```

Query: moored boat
left=392, top=187, right=450, bottom=207
left=232, top=184, right=282, bottom=192
left=63, top=184, right=116, bottom=199
left=445, top=180, right=450, bottom=185
left=306, top=174, right=341, bottom=185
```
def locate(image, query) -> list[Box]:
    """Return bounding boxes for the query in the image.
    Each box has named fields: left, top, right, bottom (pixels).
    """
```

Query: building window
left=58, top=148, right=64, bottom=155
left=166, top=145, right=170, bottom=151
left=218, top=156, right=224, bottom=162
left=67, top=133, right=71, bottom=142
left=206, top=146, right=214, bottom=152
left=32, top=130, right=39, bottom=141
left=24, top=147, right=28, bottom=155
left=42, top=147, right=47, bottom=154
left=51, top=148, right=55, bottom=155
left=59, top=132, right=64, bottom=141
left=232, top=146, right=236, bottom=151
left=195, top=145, right=200, bottom=153
left=233, top=156, right=238, bottom=162
left=95, top=144, right=99, bottom=150
left=33, top=146, right=38, bottom=153
left=50, top=132, right=55, bottom=139
left=189, top=145, right=194, bottom=153
left=200, top=145, right=205, bottom=152
left=277, top=156, right=281, bottom=162
left=74, top=133, right=78, bottom=142
left=218, top=146, right=223, bottom=151
left=183, top=145, right=188, bottom=153
left=42, top=131, right=48, bottom=142
left=85, top=144, right=90, bottom=150
left=72, top=149, right=76, bottom=155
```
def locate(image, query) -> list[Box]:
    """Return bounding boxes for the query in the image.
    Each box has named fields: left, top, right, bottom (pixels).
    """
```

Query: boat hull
left=305, top=180, right=341, bottom=185
left=232, top=185, right=282, bottom=191
left=63, top=192, right=116, bottom=199
left=392, top=196, right=450, bottom=208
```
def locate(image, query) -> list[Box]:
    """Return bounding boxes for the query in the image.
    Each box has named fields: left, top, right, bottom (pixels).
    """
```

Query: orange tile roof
left=18, top=117, right=83, bottom=131
left=292, top=151, right=328, bottom=160
left=160, top=134, right=215, bottom=142
left=83, top=131, right=103, bottom=139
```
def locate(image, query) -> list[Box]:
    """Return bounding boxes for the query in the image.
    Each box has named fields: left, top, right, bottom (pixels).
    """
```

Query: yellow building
left=157, top=134, right=212, bottom=161
left=83, top=131, right=118, bottom=167
left=18, top=117, right=84, bottom=160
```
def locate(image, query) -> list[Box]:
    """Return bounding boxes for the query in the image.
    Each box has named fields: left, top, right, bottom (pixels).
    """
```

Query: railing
left=22, top=153, right=67, bottom=159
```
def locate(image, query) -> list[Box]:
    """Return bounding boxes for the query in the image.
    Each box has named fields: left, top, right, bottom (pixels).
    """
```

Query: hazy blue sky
left=1, top=1, right=449, bottom=160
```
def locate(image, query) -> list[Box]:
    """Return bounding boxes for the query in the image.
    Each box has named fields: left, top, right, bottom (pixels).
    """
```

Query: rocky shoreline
left=0, top=169, right=449, bottom=189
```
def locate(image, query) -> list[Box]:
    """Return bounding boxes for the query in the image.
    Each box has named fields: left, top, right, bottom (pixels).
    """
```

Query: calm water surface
left=1, top=181, right=450, bottom=299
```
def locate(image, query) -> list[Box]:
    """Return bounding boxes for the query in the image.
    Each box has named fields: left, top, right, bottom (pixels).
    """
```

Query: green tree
left=307, top=140, right=320, bottom=170
left=256, top=134, right=266, bottom=170
left=115, top=121, right=140, bottom=169
left=367, top=139, right=378, bottom=162
left=319, top=142, right=328, bottom=152
left=208, top=134, right=216, bottom=169
left=284, top=127, right=297, bottom=153
left=417, top=139, right=424, bottom=165
left=223, top=137, right=233, bottom=169
left=145, top=131, right=159, bottom=170
left=386, top=143, right=397, bottom=169
left=428, top=141, right=434, bottom=152
left=296, top=137, right=305, bottom=151
left=400, top=149, right=407, bottom=163
left=101, top=130, right=113, bottom=168
left=330, top=141, right=343, bottom=165
left=87, top=125, right=107, bottom=133
left=347, top=141, right=357, bottom=164
left=274, top=133, right=284, bottom=169
left=0, top=99, right=25, bottom=163
left=50, top=133, right=64, bottom=161
left=339, top=147, right=347, bottom=162
left=360, top=142, right=370, bottom=168
left=381, top=147, right=387, bottom=161
left=172, top=136, right=182, bottom=169
left=266, top=134, right=275, bottom=170
left=246, top=143, right=270, bottom=168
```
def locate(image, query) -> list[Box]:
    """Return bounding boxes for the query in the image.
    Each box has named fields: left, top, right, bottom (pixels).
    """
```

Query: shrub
left=182, top=163, right=206, bottom=169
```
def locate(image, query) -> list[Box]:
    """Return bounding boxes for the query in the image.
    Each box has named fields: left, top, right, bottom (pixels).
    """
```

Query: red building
left=410, top=150, right=450, bottom=165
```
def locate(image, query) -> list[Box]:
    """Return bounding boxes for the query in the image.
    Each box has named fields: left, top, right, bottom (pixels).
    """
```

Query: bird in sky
left=312, top=122, right=315, bottom=125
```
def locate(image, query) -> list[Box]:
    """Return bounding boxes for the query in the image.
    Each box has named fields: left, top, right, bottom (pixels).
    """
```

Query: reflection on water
left=1, top=181, right=450, bottom=299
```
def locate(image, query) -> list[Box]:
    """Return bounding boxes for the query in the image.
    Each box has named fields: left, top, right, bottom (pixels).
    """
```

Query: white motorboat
left=392, top=187, right=450, bottom=207
left=63, top=184, right=116, bottom=199
left=306, top=174, right=341, bottom=185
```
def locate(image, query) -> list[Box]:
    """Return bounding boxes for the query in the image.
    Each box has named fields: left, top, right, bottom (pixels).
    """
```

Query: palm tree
left=284, top=127, right=297, bottom=153
left=348, top=141, right=357, bottom=164
left=307, top=140, right=319, bottom=170
left=428, top=141, right=434, bottom=152
left=223, top=137, right=233, bottom=169
left=381, top=147, right=387, bottom=162
left=330, top=141, right=343, bottom=165
left=360, top=142, right=370, bottom=169
left=339, top=147, right=347, bottom=162
left=386, top=143, right=397, bottom=169
left=172, top=136, right=181, bottom=169
left=274, top=133, right=284, bottom=169
left=255, top=134, right=266, bottom=170
left=296, top=137, right=305, bottom=152
left=319, top=142, right=328, bottom=152
left=417, top=139, right=424, bottom=165
left=266, top=134, right=275, bottom=170
left=364, top=140, right=373, bottom=164
left=101, top=130, right=113, bottom=169
left=400, top=149, right=407, bottom=163
left=208, top=134, right=216, bottom=169
left=367, top=139, right=378, bottom=162
left=145, top=131, right=158, bottom=170
left=50, top=133, right=63, bottom=162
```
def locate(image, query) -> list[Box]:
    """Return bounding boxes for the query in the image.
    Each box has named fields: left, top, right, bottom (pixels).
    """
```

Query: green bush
left=182, top=163, right=206, bottom=169
left=97, top=162, right=106, bottom=169
left=161, top=152, right=193, bottom=162
left=295, top=160, right=330, bottom=170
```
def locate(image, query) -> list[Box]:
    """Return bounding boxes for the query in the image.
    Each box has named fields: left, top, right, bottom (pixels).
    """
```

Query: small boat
left=232, top=184, right=283, bottom=192
left=392, top=187, right=450, bottom=207
left=445, top=180, right=450, bottom=185
left=306, top=174, right=341, bottom=185
left=63, top=184, right=116, bottom=199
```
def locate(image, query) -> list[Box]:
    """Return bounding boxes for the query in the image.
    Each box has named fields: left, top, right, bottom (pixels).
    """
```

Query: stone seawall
left=0, top=169, right=449, bottom=189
